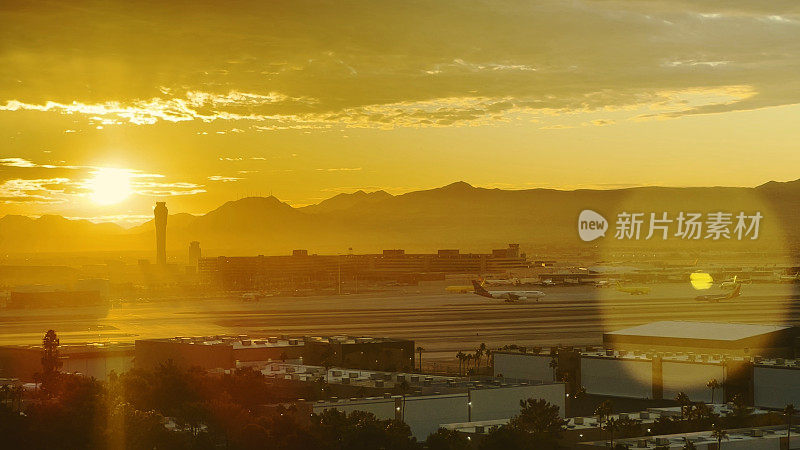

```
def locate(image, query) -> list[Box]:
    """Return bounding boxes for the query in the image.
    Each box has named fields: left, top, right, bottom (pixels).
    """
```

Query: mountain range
left=2, top=180, right=799, bottom=256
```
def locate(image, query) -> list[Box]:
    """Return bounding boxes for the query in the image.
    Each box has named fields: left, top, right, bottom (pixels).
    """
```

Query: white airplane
left=471, top=280, right=545, bottom=303
left=696, top=284, right=742, bottom=303
left=482, top=278, right=520, bottom=286
left=720, top=276, right=739, bottom=289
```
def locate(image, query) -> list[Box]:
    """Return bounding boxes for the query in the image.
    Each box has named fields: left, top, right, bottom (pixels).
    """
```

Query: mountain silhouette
left=2, top=180, right=799, bottom=255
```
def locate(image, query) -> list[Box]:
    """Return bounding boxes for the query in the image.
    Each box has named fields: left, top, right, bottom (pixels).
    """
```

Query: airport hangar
left=493, top=321, right=800, bottom=408
left=603, top=321, right=798, bottom=358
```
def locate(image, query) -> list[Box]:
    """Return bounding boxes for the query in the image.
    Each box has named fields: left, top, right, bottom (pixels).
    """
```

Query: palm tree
left=397, top=379, right=411, bottom=421
left=707, top=379, right=720, bottom=404
left=549, top=356, right=558, bottom=381
left=785, top=404, right=797, bottom=449
left=0, top=384, right=9, bottom=408
left=711, top=422, right=729, bottom=449
left=604, top=417, right=616, bottom=448
left=594, top=400, right=613, bottom=434
left=477, top=343, right=487, bottom=369
left=456, top=351, right=466, bottom=376
left=416, top=346, right=424, bottom=372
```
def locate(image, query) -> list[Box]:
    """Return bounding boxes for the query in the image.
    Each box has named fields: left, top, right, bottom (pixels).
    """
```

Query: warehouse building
left=309, top=381, right=564, bottom=440
left=0, top=342, right=133, bottom=381
left=603, top=321, right=798, bottom=358
left=135, top=335, right=413, bottom=372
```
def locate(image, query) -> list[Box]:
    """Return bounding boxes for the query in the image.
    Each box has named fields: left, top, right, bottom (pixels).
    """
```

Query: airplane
left=777, top=273, right=800, bottom=283
left=719, top=276, right=740, bottom=289
left=445, top=285, right=473, bottom=294
left=696, top=284, right=742, bottom=303
left=615, top=281, right=651, bottom=295
left=471, top=280, right=545, bottom=303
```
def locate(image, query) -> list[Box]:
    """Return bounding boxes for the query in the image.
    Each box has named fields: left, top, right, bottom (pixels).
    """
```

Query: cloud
left=0, top=0, right=798, bottom=130
left=207, top=175, right=243, bottom=182
left=0, top=157, right=206, bottom=202
left=315, top=167, right=363, bottom=172
left=0, top=177, right=79, bottom=204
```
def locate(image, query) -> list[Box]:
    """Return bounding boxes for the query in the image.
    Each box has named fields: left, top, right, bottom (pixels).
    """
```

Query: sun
left=90, top=168, right=133, bottom=205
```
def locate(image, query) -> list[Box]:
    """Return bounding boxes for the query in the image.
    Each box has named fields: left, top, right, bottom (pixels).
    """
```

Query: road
left=0, top=283, right=798, bottom=362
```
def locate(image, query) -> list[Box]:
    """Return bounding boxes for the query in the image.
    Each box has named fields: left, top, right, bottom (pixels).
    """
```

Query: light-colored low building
left=576, top=425, right=799, bottom=449
left=604, top=321, right=797, bottom=358
left=310, top=382, right=565, bottom=440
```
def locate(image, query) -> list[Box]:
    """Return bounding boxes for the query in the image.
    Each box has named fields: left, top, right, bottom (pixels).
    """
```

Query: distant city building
left=188, top=241, right=201, bottom=266
left=198, top=244, right=529, bottom=290
left=154, top=201, right=168, bottom=265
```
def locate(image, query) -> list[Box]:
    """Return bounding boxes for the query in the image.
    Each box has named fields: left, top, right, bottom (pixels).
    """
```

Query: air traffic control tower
left=154, top=201, right=168, bottom=265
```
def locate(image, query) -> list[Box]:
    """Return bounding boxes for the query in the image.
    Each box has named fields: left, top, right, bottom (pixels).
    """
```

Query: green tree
left=40, top=329, right=62, bottom=394
left=456, top=351, right=466, bottom=376
left=397, top=379, right=411, bottom=421
left=785, top=404, right=797, bottom=450
left=508, top=398, right=566, bottom=448
left=425, top=428, right=470, bottom=450
left=706, top=379, right=720, bottom=404
left=675, top=392, right=692, bottom=418
left=711, top=422, right=729, bottom=449
left=548, top=356, right=558, bottom=381
left=594, top=400, right=613, bottom=429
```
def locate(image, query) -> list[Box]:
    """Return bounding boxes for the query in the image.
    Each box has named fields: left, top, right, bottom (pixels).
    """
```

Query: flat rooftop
left=605, top=321, right=790, bottom=341
left=140, top=334, right=408, bottom=348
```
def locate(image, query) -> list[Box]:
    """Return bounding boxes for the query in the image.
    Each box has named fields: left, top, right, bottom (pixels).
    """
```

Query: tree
left=397, top=379, right=411, bottom=421
left=476, top=343, right=487, bottom=370
left=675, top=392, right=692, bottom=418
left=320, top=347, right=335, bottom=383
left=509, top=398, right=566, bottom=448
left=711, top=422, right=729, bottom=449
left=456, top=351, right=466, bottom=376
left=40, top=329, right=62, bottom=393
left=416, top=346, right=424, bottom=372
left=425, top=428, right=470, bottom=450
left=594, top=400, right=613, bottom=429
left=707, top=379, right=720, bottom=404
left=729, top=393, right=751, bottom=420
left=604, top=417, right=617, bottom=448
left=548, top=356, right=558, bottom=381
left=785, top=404, right=797, bottom=450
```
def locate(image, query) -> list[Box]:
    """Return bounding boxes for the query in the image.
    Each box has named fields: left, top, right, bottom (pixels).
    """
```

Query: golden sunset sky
left=1, top=0, right=799, bottom=225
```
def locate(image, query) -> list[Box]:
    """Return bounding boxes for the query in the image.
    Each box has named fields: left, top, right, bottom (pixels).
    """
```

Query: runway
left=1, top=283, right=798, bottom=362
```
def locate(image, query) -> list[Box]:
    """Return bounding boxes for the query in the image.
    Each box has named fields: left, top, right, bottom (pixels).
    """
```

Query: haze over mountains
left=2, top=180, right=799, bottom=256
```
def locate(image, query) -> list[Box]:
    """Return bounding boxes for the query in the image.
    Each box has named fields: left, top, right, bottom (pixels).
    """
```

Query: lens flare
left=90, top=168, right=133, bottom=205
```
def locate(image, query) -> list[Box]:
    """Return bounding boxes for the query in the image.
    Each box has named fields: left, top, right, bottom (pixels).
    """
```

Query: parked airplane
left=777, top=273, right=800, bottom=283
left=696, top=284, right=741, bottom=303
left=482, top=278, right=520, bottom=286
left=471, top=280, right=545, bottom=303
left=615, top=281, right=651, bottom=295
left=719, top=276, right=739, bottom=289
left=445, top=285, right=473, bottom=294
